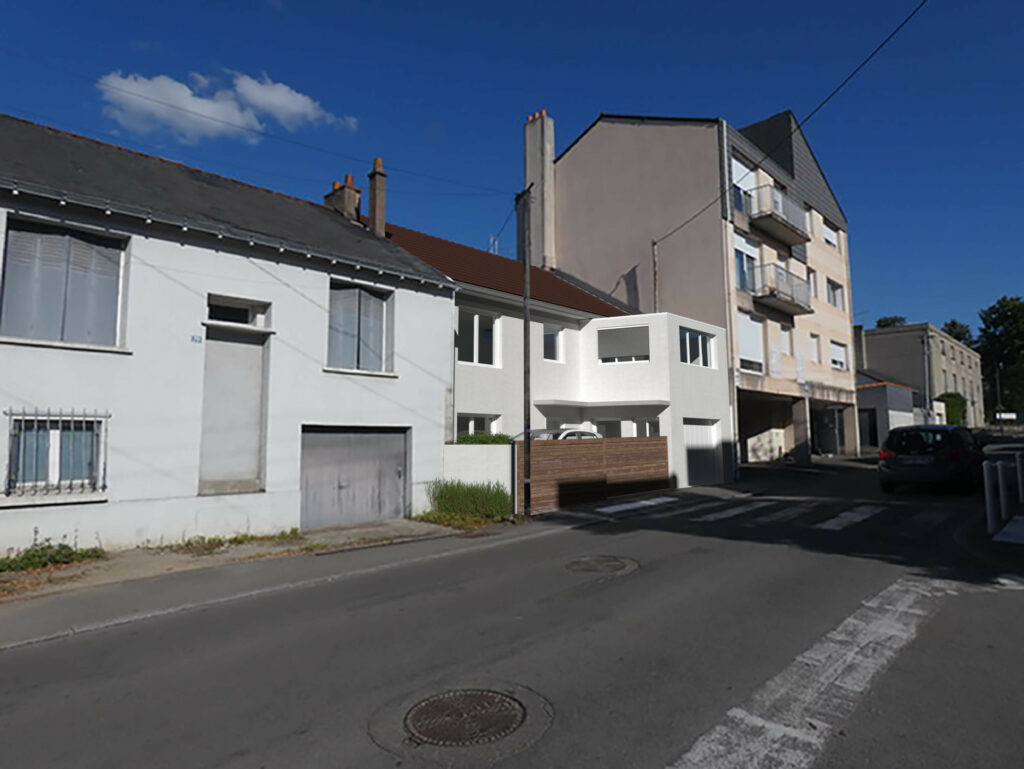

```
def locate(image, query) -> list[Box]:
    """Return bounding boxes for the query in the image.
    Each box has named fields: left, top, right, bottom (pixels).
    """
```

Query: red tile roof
left=378, top=220, right=626, bottom=317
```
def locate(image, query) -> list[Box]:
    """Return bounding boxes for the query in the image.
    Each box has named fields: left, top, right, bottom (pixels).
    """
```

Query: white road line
left=812, top=504, right=885, bottom=531
left=595, top=496, right=678, bottom=514
left=693, top=500, right=775, bottom=523
left=666, top=575, right=956, bottom=769
left=747, top=502, right=818, bottom=526
left=646, top=499, right=732, bottom=520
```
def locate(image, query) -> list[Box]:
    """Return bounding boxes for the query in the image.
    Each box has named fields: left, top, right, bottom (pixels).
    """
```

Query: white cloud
left=96, top=70, right=355, bottom=143
left=232, top=73, right=352, bottom=132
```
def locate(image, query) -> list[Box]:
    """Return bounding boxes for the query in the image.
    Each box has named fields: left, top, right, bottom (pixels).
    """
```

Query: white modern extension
left=0, top=115, right=455, bottom=550
left=380, top=222, right=734, bottom=489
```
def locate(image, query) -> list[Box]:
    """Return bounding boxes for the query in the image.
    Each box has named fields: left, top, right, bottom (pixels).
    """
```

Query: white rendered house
left=383, top=222, right=733, bottom=488
left=0, top=115, right=455, bottom=550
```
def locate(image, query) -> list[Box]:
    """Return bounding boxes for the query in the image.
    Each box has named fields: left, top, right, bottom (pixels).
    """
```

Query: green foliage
left=166, top=528, right=304, bottom=555
left=937, top=392, right=967, bottom=426
left=420, top=479, right=513, bottom=529
left=0, top=541, right=106, bottom=573
left=875, top=316, right=907, bottom=328
left=942, top=319, right=974, bottom=347
left=976, top=296, right=1024, bottom=414
left=455, top=432, right=512, bottom=445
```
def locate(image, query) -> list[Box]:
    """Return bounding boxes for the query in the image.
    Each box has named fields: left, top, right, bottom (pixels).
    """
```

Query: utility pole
left=516, top=185, right=534, bottom=515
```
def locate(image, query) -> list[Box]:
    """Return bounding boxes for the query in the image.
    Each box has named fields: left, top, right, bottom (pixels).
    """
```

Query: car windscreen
left=885, top=430, right=953, bottom=454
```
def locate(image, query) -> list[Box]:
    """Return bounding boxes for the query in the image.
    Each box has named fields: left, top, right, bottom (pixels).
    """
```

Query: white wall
left=0, top=204, right=453, bottom=550
left=452, top=299, right=732, bottom=488
left=442, top=445, right=512, bottom=490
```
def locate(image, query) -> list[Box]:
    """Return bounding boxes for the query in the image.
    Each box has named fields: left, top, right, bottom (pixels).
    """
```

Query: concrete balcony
left=733, top=185, right=810, bottom=246
left=738, top=263, right=813, bottom=316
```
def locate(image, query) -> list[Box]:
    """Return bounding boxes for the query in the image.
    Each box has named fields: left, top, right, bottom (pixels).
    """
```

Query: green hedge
left=937, top=392, right=967, bottom=426
left=455, top=432, right=512, bottom=445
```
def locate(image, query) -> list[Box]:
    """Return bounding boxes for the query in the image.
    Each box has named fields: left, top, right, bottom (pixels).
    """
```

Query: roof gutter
left=0, top=175, right=457, bottom=292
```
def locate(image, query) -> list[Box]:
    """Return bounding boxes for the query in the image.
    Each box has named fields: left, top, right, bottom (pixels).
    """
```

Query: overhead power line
left=0, top=45, right=514, bottom=196
left=654, top=0, right=932, bottom=247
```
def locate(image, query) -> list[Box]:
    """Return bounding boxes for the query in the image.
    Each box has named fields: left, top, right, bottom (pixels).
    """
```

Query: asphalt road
left=1, top=464, right=1021, bottom=769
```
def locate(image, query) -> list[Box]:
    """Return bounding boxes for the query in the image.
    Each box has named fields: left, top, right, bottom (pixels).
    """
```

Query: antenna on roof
left=489, top=234, right=499, bottom=254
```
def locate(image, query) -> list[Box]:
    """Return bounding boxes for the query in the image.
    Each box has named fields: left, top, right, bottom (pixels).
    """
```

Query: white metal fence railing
left=4, top=408, right=111, bottom=496
left=984, top=452, right=1024, bottom=535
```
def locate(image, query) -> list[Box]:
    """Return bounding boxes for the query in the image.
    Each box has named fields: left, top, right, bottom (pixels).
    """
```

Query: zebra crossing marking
left=693, top=500, right=775, bottom=523
left=812, top=504, right=885, bottom=531
left=594, top=496, right=678, bottom=514
left=747, top=501, right=819, bottom=526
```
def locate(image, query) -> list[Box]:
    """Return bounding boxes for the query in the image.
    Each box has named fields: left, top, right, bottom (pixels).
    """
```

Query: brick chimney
left=324, top=174, right=361, bottom=221
left=368, top=157, right=387, bottom=238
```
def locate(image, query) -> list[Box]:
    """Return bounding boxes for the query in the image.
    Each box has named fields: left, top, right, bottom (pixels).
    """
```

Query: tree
left=976, top=296, right=1024, bottom=415
left=942, top=319, right=974, bottom=347
left=876, top=316, right=906, bottom=328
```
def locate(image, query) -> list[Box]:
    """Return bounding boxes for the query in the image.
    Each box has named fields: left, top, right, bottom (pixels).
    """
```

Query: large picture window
left=327, top=283, right=393, bottom=372
left=0, top=220, right=123, bottom=346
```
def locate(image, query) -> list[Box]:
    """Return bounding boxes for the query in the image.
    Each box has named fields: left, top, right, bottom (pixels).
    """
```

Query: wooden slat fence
left=515, top=437, right=670, bottom=514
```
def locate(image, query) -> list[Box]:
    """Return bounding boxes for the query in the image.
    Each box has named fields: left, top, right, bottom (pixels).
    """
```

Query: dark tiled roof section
left=379, top=221, right=626, bottom=317
left=0, top=114, right=448, bottom=284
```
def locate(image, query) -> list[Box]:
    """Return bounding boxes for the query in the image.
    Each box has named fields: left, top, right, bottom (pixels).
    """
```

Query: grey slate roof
left=0, top=114, right=450, bottom=285
left=731, top=111, right=847, bottom=228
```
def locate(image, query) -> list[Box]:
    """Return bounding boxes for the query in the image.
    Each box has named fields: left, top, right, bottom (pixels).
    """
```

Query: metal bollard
left=1017, top=452, right=1024, bottom=505
left=998, top=460, right=1013, bottom=523
left=984, top=461, right=1000, bottom=535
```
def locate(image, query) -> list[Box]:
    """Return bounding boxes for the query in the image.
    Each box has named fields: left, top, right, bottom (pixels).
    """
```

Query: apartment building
left=378, top=222, right=733, bottom=487
left=522, top=111, right=858, bottom=465
left=858, top=323, right=984, bottom=427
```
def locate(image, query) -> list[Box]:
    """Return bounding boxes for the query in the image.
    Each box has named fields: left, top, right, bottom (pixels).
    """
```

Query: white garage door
left=683, top=418, right=722, bottom=486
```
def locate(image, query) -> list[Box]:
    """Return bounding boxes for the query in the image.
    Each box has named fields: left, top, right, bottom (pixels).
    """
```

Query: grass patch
left=165, top=528, right=304, bottom=556
left=419, top=479, right=514, bottom=530
left=0, top=541, right=106, bottom=573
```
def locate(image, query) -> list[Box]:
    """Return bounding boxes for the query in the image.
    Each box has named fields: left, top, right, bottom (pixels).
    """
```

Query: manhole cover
left=566, top=555, right=636, bottom=573
left=404, top=689, right=526, bottom=747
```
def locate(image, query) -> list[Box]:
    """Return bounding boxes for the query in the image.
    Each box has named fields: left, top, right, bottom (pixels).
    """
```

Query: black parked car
left=878, top=425, right=983, bottom=493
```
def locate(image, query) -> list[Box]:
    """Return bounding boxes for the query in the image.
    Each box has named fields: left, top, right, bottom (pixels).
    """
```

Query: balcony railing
left=733, top=185, right=810, bottom=245
left=737, top=263, right=813, bottom=315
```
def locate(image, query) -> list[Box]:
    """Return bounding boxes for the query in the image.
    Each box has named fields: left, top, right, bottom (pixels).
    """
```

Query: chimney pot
left=325, top=174, right=361, bottom=220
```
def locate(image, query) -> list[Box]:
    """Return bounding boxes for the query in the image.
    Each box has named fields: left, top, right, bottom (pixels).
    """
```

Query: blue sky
left=1, top=0, right=1019, bottom=331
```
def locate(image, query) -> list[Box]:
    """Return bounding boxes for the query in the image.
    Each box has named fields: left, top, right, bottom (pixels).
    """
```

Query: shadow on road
left=538, top=458, right=1015, bottom=587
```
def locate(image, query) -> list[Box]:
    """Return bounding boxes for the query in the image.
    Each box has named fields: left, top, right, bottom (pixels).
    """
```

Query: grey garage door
left=300, top=427, right=408, bottom=530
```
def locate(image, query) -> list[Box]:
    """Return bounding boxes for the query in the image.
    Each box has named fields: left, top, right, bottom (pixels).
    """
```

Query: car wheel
left=880, top=478, right=896, bottom=494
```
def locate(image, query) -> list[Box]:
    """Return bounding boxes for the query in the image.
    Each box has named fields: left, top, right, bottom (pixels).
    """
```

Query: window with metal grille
left=4, top=409, right=110, bottom=496
left=0, top=220, right=125, bottom=346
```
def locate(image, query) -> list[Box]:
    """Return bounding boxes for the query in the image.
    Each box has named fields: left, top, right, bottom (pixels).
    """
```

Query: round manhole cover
left=404, top=689, right=526, bottom=747
left=566, top=555, right=637, bottom=573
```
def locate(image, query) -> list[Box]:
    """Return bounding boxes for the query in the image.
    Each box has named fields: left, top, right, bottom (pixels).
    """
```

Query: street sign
left=996, top=412, right=1017, bottom=421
